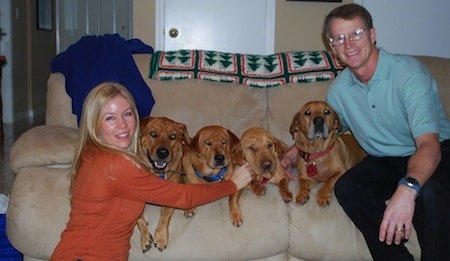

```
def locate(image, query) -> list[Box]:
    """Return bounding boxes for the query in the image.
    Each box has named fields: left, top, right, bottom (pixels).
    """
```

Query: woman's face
left=98, top=95, right=136, bottom=149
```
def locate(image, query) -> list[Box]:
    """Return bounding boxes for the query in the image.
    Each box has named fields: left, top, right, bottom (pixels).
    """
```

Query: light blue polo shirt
left=326, top=48, right=450, bottom=157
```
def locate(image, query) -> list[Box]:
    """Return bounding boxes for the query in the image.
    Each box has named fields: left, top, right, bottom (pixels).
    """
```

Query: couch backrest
left=45, top=53, right=450, bottom=144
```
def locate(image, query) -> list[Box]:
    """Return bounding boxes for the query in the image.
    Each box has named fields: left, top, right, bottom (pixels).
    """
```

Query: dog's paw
left=295, top=193, right=310, bottom=205
left=280, top=191, right=293, bottom=203
left=316, top=191, right=332, bottom=207
left=183, top=208, right=197, bottom=218
left=141, top=232, right=154, bottom=253
left=230, top=210, right=244, bottom=227
left=250, top=182, right=266, bottom=197
left=154, top=229, right=169, bottom=252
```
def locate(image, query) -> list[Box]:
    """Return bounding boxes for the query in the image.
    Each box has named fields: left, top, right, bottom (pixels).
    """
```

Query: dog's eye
left=149, top=131, right=157, bottom=137
left=324, top=109, right=330, bottom=115
left=222, top=138, right=227, bottom=144
left=304, top=110, right=311, bottom=116
left=204, top=139, right=211, bottom=145
left=169, top=134, right=177, bottom=140
left=267, top=143, right=273, bottom=149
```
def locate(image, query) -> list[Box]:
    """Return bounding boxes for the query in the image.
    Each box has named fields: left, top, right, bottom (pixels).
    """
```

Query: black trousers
left=335, top=140, right=450, bottom=261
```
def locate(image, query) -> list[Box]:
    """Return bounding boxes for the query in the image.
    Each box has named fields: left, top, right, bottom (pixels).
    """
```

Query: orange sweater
left=50, top=145, right=236, bottom=261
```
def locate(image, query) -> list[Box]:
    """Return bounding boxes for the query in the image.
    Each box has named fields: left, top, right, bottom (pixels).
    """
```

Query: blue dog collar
left=194, top=166, right=227, bottom=182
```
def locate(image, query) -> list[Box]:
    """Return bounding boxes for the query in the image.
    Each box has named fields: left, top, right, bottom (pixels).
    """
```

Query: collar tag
left=306, top=162, right=318, bottom=177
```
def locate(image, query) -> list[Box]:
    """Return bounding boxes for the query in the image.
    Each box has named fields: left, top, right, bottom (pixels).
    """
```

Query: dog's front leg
left=278, top=177, right=293, bottom=203
left=316, top=171, right=343, bottom=207
left=229, top=189, right=244, bottom=227
left=137, top=214, right=153, bottom=252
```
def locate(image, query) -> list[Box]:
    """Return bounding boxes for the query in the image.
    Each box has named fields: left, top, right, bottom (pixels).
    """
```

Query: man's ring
left=396, top=228, right=403, bottom=232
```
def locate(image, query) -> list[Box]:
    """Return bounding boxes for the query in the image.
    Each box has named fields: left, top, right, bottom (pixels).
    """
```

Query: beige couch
left=6, top=52, right=450, bottom=261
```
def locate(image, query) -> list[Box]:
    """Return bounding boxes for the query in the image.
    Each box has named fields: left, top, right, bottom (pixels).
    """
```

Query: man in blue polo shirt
left=282, top=3, right=450, bottom=261
left=325, top=4, right=450, bottom=261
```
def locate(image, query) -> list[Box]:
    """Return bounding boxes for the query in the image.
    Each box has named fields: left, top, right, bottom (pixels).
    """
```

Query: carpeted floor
left=1, top=213, right=23, bottom=260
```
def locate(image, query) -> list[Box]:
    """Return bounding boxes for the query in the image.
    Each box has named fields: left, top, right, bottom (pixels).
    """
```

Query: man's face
left=328, top=17, right=376, bottom=71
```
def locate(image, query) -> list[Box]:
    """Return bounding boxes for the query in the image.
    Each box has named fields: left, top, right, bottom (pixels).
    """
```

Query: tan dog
left=137, top=116, right=190, bottom=252
left=289, top=101, right=366, bottom=206
left=182, top=125, right=244, bottom=226
left=237, top=127, right=293, bottom=203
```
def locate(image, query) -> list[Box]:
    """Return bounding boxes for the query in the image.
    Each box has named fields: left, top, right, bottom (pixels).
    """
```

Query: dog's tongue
left=154, top=160, right=167, bottom=169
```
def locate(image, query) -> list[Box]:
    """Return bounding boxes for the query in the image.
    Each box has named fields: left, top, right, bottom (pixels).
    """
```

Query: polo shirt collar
left=347, top=47, right=391, bottom=87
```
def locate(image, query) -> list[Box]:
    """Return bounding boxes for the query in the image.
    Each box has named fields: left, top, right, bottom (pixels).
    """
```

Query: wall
left=9, top=0, right=55, bottom=122
left=132, top=0, right=353, bottom=53
left=356, top=0, right=450, bottom=58
left=133, top=0, right=449, bottom=58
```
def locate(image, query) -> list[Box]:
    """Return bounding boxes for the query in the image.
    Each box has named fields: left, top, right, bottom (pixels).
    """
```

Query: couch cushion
left=134, top=53, right=268, bottom=136
left=128, top=185, right=290, bottom=260
left=287, top=182, right=421, bottom=261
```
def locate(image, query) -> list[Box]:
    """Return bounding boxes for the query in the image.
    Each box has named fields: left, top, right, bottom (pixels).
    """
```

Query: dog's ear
left=333, top=111, right=342, bottom=132
left=178, top=122, right=191, bottom=145
left=227, top=129, right=241, bottom=149
left=139, top=116, right=152, bottom=133
left=189, top=132, right=200, bottom=152
left=273, top=137, right=287, bottom=157
left=227, top=129, right=243, bottom=164
left=289, top=112, right=300, bottom=139
left=232, top=142, right=244, bottom=165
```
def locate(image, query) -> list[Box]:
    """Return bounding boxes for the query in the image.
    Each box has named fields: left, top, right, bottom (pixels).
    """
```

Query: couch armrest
left=9, top=125, right=78, bottom=173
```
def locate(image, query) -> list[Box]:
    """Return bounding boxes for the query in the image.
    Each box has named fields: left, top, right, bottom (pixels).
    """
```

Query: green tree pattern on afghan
left=308, top=51, right=324, bottom=65
left=219, top=53, right=233, bottom=69
left=247, top=55, right=262, bottom=72
left=264, top=56, right=279, bottom=72
left=203, top=51, right=233, bottom=69
left=292, top=52, right=308, bottom=67
left=204, top=51, right=218, bottom=66
left=166, top=50, right=191, bottom=64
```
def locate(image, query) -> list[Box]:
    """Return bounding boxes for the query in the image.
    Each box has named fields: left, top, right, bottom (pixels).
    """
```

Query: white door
left=56, top=0, right=132, bottom=53
left=156, top=0, right=275, bottom=55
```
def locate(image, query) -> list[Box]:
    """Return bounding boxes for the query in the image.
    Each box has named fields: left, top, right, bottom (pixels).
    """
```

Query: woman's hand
left=230, top=162, right=252, bottom=190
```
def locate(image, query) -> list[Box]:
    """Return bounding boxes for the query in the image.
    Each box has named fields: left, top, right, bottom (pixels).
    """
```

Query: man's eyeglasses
left=329, top=28, right=367, bottom=47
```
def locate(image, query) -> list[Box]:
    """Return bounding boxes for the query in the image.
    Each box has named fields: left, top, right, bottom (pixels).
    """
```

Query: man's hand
left=378, top=185, right=417, bottom=245
left=281, top=145, right=299, bottom=180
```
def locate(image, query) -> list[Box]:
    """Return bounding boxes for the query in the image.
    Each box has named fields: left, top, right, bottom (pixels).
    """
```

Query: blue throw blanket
left=51, top=34, right=155, bottom=124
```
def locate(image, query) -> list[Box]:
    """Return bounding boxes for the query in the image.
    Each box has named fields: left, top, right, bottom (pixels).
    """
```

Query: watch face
left=406, top=177, right=418, bottom=185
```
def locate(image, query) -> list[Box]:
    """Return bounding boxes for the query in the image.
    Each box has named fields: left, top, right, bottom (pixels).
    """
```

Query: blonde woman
left=50, top=82, right=251, bottom=261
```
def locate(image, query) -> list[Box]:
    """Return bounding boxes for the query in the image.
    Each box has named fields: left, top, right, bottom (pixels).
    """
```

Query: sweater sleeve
left=107, top=154, right=237, bottom=209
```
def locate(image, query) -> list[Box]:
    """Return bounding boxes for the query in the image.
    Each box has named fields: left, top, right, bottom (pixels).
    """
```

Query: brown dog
left=137, top=116, right=190, bottom=252
left=182, top=125, right=244, bottom=226
left=237, top=127, right=293, bottom=203
left=289, top=101, right=366, bottom=206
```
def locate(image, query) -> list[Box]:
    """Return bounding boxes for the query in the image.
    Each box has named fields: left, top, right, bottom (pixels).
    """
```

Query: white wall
left=355, top=0, right=450, bottom=58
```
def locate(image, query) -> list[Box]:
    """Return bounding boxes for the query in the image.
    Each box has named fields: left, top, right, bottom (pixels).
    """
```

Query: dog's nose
left=314, top=117, right=324, bottom=126
left=262, top=161, right=272, bottom=170
left=215, top=154, right=225, bottom=164
left=156, top=148, right=169, bottom=159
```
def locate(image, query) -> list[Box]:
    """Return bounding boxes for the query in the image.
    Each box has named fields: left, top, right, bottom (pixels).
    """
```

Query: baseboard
left=7, top=107, right=46, bottom=123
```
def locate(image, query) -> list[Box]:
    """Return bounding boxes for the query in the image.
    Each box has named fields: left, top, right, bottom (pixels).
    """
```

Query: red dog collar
left=298, top=143, right=335, bottom=177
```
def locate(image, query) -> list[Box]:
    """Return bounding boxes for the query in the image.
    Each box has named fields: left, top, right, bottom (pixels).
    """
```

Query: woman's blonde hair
left=70, top=81, right=143, bottom=191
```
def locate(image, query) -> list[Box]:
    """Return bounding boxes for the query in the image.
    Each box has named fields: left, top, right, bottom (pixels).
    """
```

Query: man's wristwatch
left=398, top=176, right=421, bottom=197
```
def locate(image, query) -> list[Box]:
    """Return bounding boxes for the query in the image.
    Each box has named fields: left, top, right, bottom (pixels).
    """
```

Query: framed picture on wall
left=37, top=0, right=53, bottom=30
